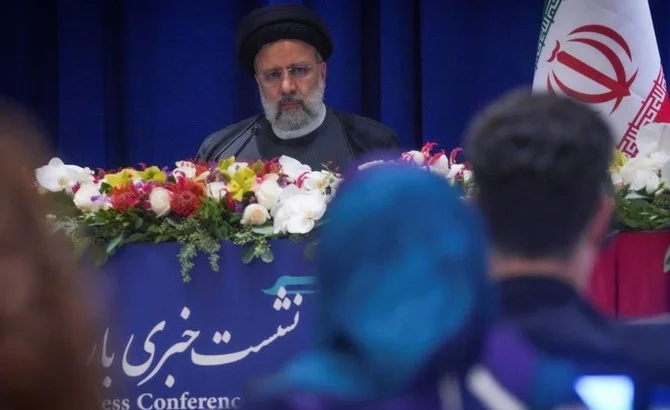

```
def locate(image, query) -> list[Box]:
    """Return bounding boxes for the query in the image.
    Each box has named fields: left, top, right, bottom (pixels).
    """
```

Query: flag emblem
left=533, top=0, right=670, bottom=157
left=546, top=25, right=637, bottom=114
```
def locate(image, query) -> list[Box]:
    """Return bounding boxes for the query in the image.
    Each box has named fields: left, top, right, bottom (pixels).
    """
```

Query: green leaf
left=153, top=234, right=172, bottom=243
left=147, top=224, right=162, bottom=233
left=99, top=182, right=112, bottom=194
left=47, top=191, right=80, bottom=217
left=106, top=235, right=124, bottom=254
left=242, top=246, right=255, bottom=264
left=664, top=246, right=670, bottom=274
left=260, top=247, right=274, bottom=263
left=134, top=217, right=144, bottom=230
left=625, top=192, right=649, bottom=200
left=125, top=232, right=147, bottom=243
left=251, top=225, right=274, bottom=235
left=213, top=224, right=229, bottom=240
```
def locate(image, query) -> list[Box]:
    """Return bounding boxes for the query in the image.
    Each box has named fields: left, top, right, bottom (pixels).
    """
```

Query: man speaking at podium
left=196, top=4, right=399, bottom=169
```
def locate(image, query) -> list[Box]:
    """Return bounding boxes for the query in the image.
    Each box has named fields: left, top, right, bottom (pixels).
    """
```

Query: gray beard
left=261, top=80, right=325, bottom=133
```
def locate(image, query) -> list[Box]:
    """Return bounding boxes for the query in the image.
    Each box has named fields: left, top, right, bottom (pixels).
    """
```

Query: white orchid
left=35, top=158, right=94, bottom=193
left=173, top=161, right=197, bottom=179
left=73, top=183, right=109, bottom=212
left=205, top=181, right=228, bottom=201
left=272, top=186, right=327, bottom=234
left=428, top=155, right=451, bottom=177
left=401, top=150, right=426, bottom=166
left=615, top=123, right=670, bottom=195
left=279, top=155, right=311, bottom=182
left=620, top=156, right=664, bottom=194
left=299, top=170, right=337, bottom=194
left=637, top=123, right=670, bottom=165
left=254, top=178, right=283, bottom=212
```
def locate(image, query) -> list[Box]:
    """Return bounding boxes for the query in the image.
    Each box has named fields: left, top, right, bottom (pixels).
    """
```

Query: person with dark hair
left=196, top=4, right=399, bottom=169
left=464, top=89, right=670, bottom=398
left=0, top=98, right=103, bottom=410
left=247, top=164, right=585, bottom=409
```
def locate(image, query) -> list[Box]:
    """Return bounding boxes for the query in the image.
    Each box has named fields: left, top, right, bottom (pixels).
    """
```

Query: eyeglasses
left=258, top=62, right=322, bottom=85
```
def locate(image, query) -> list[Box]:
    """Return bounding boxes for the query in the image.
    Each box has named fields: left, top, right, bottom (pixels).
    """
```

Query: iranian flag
left=532, top=0, right=670, bottom=157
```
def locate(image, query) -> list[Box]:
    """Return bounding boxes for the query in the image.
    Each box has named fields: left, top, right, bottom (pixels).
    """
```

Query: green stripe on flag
left=534, top=0, right=563, bottom=69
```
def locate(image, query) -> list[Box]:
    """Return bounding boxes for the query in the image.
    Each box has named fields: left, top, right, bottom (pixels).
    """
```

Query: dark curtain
left=4, top=0, right=670, bottom=169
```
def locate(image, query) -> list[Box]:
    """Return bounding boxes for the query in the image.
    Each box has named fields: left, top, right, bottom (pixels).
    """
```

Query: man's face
left=254, top=39, right=327, bottom=132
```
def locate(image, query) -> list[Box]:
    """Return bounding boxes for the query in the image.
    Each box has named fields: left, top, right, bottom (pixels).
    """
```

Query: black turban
left=235, top=4, right=333, bottom=76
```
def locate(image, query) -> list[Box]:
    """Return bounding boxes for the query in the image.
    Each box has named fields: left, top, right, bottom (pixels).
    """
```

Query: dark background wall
left=3, top=0, right=670, bottom=169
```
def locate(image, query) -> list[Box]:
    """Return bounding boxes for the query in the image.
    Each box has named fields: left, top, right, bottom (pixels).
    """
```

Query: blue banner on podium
left=96, top=240, right=317, bottom=410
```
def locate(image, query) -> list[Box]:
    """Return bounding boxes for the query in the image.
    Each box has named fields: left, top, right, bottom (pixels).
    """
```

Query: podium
left=93, top=231, right=670, bottom=408
left=96, top=240, right=316, bottom=409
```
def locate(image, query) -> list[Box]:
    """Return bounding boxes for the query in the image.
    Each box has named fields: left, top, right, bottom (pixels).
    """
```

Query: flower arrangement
left=610, top=123, right=670, bottom=232
left=359, top=142, right=475, bottom=196
left=34, top=143, right=473, bottom=281
left=35, top=156, right=341, bottom=281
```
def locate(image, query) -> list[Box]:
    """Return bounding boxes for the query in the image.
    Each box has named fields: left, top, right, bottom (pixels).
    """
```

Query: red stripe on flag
left=617, top=68, right=670, bottom=156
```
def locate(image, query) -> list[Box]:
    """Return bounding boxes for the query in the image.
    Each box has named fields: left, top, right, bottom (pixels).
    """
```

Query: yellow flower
left=250, top=160, right=266, bottom=174
left=137, top=166, right=166, bottom=183
left=611, top=149, right=628, bottom=172
left=217, top=157, right=236, bottom=177
left=227, top=167, right=257, bottom=201
left=104, top=168, right=136, bottom=187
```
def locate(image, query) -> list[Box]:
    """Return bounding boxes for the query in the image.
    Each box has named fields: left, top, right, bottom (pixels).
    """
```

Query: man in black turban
left=196, top=4, right=399, bottom=170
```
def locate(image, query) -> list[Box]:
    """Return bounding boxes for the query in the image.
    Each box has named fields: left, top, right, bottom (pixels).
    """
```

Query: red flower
left=421, top=142, right=438, bottom=156
left=168, top=179, right=205, bottom=217
left=195, top=162, right=210, bottom=177
left=224, top=192, right=236, bottom=211
left=109, top=183, right=143, bottom=212
left=71, top=182, right=81, bottom=194
left=265, top=158, right=282, bottom=175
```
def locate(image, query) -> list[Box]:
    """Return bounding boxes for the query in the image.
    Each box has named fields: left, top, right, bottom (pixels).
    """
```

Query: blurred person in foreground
left=247, top=164, right=584, bottom=409
left=464, top=90, right=670, bottom=395
left=0, top=98, right=102, bottom=410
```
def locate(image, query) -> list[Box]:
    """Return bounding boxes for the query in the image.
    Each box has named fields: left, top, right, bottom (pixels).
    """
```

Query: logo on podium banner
left=99, top=275, right=317, bottom=410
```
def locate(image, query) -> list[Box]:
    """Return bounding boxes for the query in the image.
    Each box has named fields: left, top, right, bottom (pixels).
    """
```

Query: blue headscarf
left=254, top=164, right=495, bottom=401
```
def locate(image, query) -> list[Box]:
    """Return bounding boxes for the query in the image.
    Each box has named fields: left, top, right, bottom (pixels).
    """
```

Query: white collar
left=272, top=102, right=327, bottom=140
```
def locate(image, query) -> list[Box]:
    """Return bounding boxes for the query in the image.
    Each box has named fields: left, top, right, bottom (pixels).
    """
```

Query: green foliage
left=613, top=186, right=670, bottom=275
left=50, top=196, right=306, bottom=282
left=614, top=190, right=670, bottom=231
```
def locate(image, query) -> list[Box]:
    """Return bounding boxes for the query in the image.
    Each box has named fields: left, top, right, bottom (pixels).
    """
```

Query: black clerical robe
left=196, top=107, right=399, bottom=170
